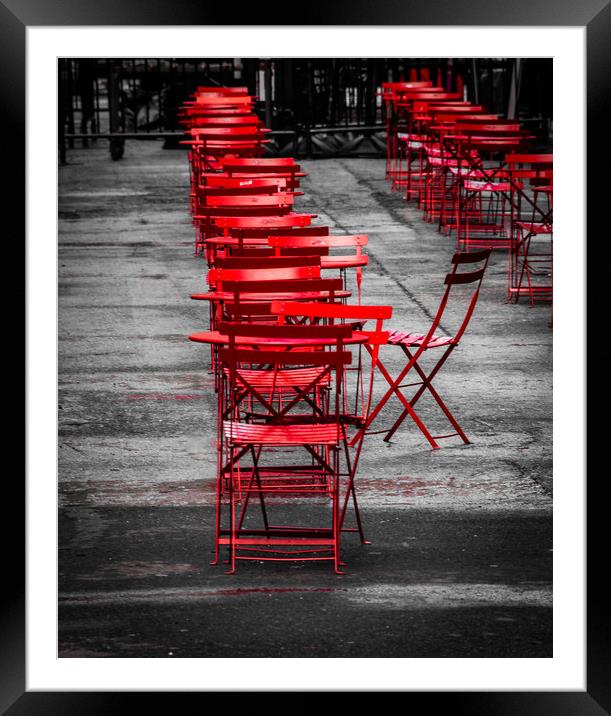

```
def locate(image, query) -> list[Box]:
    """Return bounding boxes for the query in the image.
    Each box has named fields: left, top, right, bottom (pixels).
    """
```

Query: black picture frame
left=8, top=1, right=603, bottom=712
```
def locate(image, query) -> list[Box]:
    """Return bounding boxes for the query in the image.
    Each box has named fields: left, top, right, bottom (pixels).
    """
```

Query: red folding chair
left=190, top=276, right=347, bottom=389
left=214, top=321, right=354, bottom=574
left=391, top=92, right=463, bottom=192
left=214, top=255, right=321, bottom=271
left=378, top=84, right=439, bottom=183
left=205, top=193, right=295, bottom=215
left=214, top=170, right=303, bottom=188
left=422, top=112, right=498, bottom=224
left=267, top=234, right=369, bottom=302
left=199, top=175, right=295, bottom=194
left=270, top=301, right=392, bottom=544
left=191, top=95, right=254, bottom=109
left=186, top=114, right=265, bottom=129
left=205, top=263, right=322, bottom=330
left=188, top=126, right=270, bottom=173
left=354, top=249, right=492, bottom=449
left=505, top=155, right=553, bottom=306
left=230, top=245, right=329, bottom=259
left=440, top=121, right=532, bottom=249
left=196, top=194, right=296, bottom=245
left=202, top=226, right=331, bottom=267
left=192, top=177, right=305, bottom=256
left=222, top=157, right=303, bottom=176
left=213, top=214, right=315, bottom=236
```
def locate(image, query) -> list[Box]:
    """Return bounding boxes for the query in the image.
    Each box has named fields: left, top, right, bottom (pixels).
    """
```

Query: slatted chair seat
left=463, top=179, right=513, bottom=192
left=514, top=220, right=552, bottom=234
left=387, top=330, right=456, bottom=348
left=223, top=366, right=331, bottom=388
left=223, top=421, right=342, bottom=445
left=269, top=300, right=393, bottom=544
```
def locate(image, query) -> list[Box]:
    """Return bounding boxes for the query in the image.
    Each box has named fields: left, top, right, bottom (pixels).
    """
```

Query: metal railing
left=59, top=58, right=552, bottom=161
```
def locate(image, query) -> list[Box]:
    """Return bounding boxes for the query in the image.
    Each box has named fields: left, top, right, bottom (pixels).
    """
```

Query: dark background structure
left=58, top=58, right=553, bottom=161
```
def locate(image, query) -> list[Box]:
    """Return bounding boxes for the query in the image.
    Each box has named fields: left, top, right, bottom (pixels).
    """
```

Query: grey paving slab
left=57, top=141, right=552, bottom=659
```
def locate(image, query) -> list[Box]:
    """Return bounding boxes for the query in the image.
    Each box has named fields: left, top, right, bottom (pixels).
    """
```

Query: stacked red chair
left=381, top=69, right=553, bottom=310
left=183, top=85, right=493, bottom=573
left=505, top=154, right=553, bottom=305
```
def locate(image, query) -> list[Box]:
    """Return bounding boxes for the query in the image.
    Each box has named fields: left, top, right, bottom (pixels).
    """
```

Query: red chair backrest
left=194, top=95, right=253, bottom=106
left=433, top=113, right=499, bottom=123
left=182, top=107, right=253, bottom=117
left=200, top=172, right=301, bottom=189
left=213, top=215, right=313, bottom=230
left=398, top=92, right=463, bottom=104
left=201, top=176, right=289, bottom=191
left=223, top=158, right=301, bottom=175
left=269, top=301, right=392, bottom=418
left=218, top=323, right=353, bottom=370
left=271, top=301, right=391, bottom=321
left=222, top=277, right=343, bottom=295
left=268, top=234, right=368, bottom=248
left=190, top=126, right=267, bottom=139
left=208, top=265, right=321, bottom=288
left=188, top=115, right=264, bottom=127
left=231, top=246, right=329, bottom=258
left=219, top=277, right=343, bottom=324
left=431, top=249, right=492, bottom=345
left=206, top=194, right=295, bottom=209
left=215, top=255, right=321, bottom=270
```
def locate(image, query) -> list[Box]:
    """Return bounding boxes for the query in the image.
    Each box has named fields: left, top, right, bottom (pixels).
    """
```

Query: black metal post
left=108, top=60, right=124, bottom=160
left=264, top=59, right=273, bottom=130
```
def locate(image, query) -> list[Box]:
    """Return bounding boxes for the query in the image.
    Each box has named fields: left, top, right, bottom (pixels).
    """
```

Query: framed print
left=8, top=0, right=604, bottom=711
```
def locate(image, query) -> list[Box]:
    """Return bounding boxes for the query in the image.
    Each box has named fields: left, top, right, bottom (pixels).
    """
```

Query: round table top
left=188, top=330, right=370, bottom=347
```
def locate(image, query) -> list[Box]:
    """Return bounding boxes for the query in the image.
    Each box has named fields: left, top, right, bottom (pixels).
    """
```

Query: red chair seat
left=387, top=330, right=455, bottom=348
left=514, top=221, right=552, bottom=234
left=223, top=366, right=330, bottom=388
left=463, top=180, right=513, bottom=192
left=223, top=420, right=341, bottom=445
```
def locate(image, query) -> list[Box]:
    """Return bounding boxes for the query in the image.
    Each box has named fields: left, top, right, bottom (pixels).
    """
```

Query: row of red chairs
left=381, top=80, right=553, bottom=307
left=182, top=86, right=493, bottom=574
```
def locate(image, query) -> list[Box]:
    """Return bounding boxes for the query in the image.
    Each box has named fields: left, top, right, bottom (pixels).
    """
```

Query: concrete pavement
left=58, top=142, right=552, bottom=659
